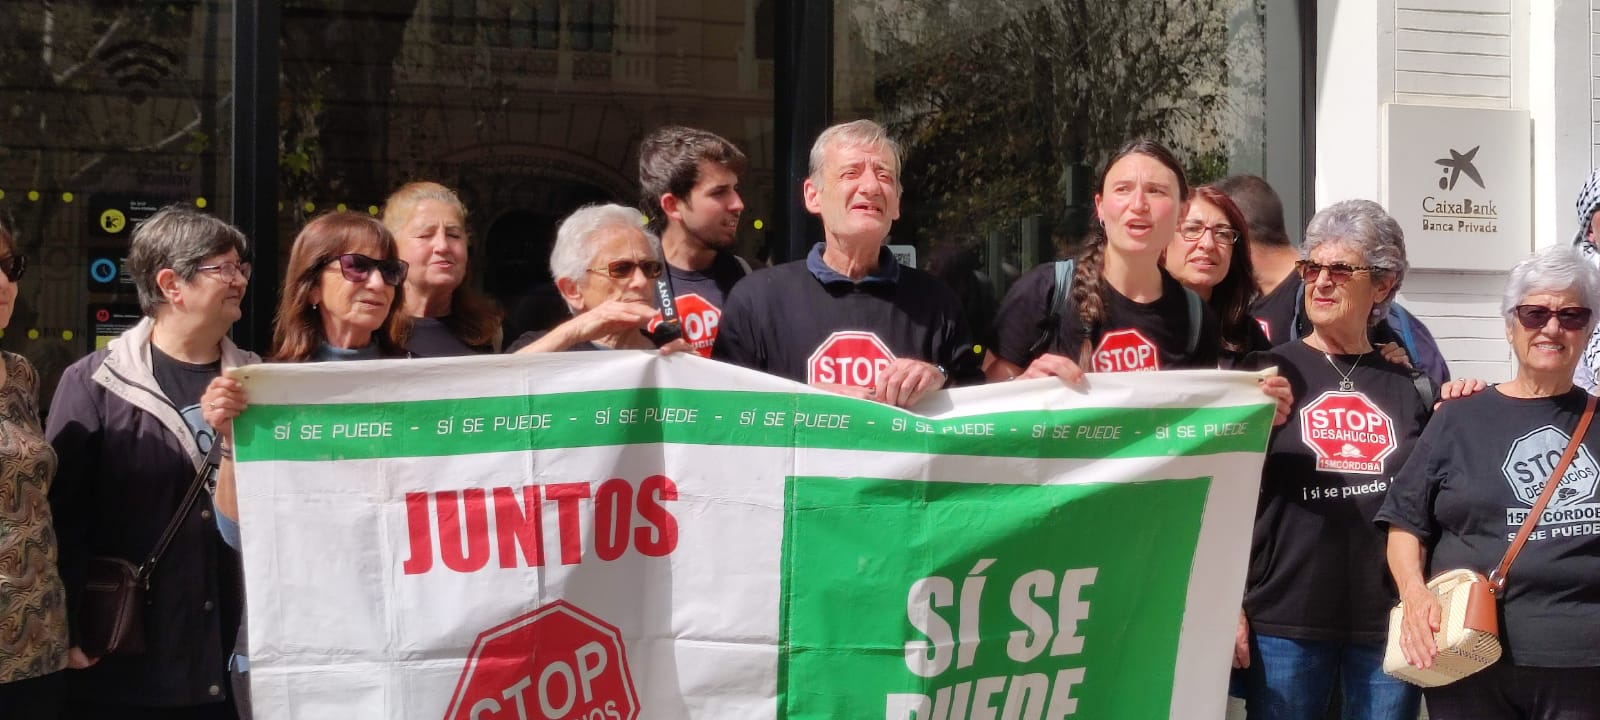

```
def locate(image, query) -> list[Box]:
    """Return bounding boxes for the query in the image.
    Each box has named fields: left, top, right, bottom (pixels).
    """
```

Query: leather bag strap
left=136, top=440, right=222, bottom=586
left=1490, top=393, right=1598, bottom=593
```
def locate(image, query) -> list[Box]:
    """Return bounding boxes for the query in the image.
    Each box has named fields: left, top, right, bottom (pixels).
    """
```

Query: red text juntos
left=402, top=476, right=679, bottom=575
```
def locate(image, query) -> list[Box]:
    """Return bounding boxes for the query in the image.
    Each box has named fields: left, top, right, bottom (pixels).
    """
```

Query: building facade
left=4, top=0, right=1573, bottom=404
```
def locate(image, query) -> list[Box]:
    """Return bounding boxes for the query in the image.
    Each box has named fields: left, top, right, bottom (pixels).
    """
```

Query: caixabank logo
left=1420, top=144, right=1500, bottom=235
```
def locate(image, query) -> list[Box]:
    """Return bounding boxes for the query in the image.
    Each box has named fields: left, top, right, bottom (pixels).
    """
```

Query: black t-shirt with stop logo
left=712, top=243, right=982, bottom=388
left=1378, top=387, right=1600, bottom=666
left=1244, top=339, right=1433, bottom=643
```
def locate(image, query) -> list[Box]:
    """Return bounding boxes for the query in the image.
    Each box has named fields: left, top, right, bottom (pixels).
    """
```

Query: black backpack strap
left=1028, top=260, right=1076, bottom=358
left=1183, top=287, right=1203, bottom=356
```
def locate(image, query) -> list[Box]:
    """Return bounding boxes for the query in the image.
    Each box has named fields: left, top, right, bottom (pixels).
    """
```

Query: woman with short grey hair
left=46, top=205, right=259, bottom=717
left=1382, top=245, right=1600, bottom=718
left=511, top=203, right=688, bottom=354
left=1302, top=198, right=1409, bottom=326
left=1241, top=198, right=1427, bottom=720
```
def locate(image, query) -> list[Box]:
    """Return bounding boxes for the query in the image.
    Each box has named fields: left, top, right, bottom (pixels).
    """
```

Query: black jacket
left=46, top=317, right=258, bottom=707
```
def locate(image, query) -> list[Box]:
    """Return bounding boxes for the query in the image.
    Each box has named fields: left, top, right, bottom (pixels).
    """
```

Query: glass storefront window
left=0, top=0, right=234, bottom=407
left=280, top=0, right=776, bottom=342
left=833, top=0, right=1300, bottom=340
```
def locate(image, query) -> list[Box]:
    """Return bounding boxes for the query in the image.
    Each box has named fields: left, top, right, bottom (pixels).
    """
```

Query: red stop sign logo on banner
left=1299, top=390, right=1397, bottom=475
left=1091, top=329, right=1161, bottom=372
left=648, top=293, right=720, bottom=358
left=807, top=331, right=896, bottom=388
left=445, top=600, right=639, bottom=720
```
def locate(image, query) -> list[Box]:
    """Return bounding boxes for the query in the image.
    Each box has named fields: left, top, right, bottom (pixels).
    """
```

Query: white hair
left=549, top=204, right=661, bottom=285
left=807, top=119, right=903, bottom=181
left=1502, top=245, right=1600, bottom=332
left=1302, top=199, right=1408, bottom=326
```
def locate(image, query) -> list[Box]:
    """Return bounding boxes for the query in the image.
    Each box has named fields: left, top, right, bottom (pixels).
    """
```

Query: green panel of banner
left=777, top=475, right=1211, bottom=718
left=234, top=389, right=1271, bottom=462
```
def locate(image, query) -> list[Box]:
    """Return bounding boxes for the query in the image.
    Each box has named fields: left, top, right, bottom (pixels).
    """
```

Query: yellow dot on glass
left=62, top=330, right=74, bottom=341
left=27, top=191, right=39, bottom=202
left=61, top=192, right=74, bottom=203
left=973, top=344, right=984, bottom=355
left=26, top=329, right=38, bottom=340
left=0, top=329, right=6, bottom=338
left=368, top=205, right=380, bottom=216
left=303, top=202, right=316, bottom=213
left=639, top=214, right=649, bottom=226
left=0, top=190, right=6, bottom=199
left=753, top=219, right=765, bottom=230
left=196, top=197, right=208, bottom=209
left=337, top=203, right=348, bottom=212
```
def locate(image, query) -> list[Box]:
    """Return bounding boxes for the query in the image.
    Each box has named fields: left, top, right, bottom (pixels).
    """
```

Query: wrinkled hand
left=656, top=338, right=695, bottom=356
left=1021, top=352, right=1087, bottom=389
left=1397, top=581, right=1441, bottom=669
left=520, top=300, right=658, bottom=353
left=1379, top=341, right=1413, bottom=369
left=1233, top=611, right=1250, bottom=669
left=66, top=646, right=98, bottom=669
left=1437, top=378, right=1488, bottom=407
left=810, top=382, right=875, bottom=400
left=1259, top=375, right=1292, bottom=426
left=874, top=359, right=945, bottom=408
left=201, top=376, right=249, bottom=442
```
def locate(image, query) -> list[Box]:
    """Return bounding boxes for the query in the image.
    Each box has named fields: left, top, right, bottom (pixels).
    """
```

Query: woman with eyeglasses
left=1378, top=246, right=1600, bottom=718
left=382, top=182, right=504, bottom=356
left=0, top=218, right=66, bottom=719
left=195, top=210, right=409, bottom=719
left=1161, top=184, right=1272, bottom=368
left=46, top=206, right=258, bottom=719
left=1237, top=199, right=1428, bottom=720
left=986, top=140, right=1292, bottom=419
left=508, top=204, right=691, bottom=354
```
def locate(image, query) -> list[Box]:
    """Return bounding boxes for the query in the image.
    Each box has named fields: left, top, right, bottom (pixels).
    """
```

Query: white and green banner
left=230, top=353, right=1271, bottom=719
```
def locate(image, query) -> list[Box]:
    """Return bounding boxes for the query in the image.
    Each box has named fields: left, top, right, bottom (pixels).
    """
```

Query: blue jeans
left=1243, top=633, right=1420, bottom=720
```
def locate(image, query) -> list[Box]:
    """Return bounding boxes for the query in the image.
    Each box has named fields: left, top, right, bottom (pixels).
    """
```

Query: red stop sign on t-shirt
left=649, top=293, right=720, bottom=358
left=1092, top=328, right=1161, bottom=372
left=1299, top=390, right=1397, bottom=475
left=807, top=331, right=896, bottom=388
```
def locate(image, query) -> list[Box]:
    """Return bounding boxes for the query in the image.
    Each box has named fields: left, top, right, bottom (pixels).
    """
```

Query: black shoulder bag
left=78, top=441, right=221, bottom=657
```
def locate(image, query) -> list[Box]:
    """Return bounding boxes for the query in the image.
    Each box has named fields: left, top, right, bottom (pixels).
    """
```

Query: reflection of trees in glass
left=279, top=0, right=422, bottom=226
left=841, top=0, right=1262, bottom=249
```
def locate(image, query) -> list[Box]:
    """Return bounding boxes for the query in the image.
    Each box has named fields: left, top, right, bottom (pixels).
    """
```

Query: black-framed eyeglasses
left=196, top=260, right=251, bottom=283
left=1512, top=304, right=1593, bottom=331
left=0, top=254, right=26, bottom=283
left=327, top=253, right=408, bottom=287
left=588, top=259, right=664, bottom=280
left=1178, top=221, right=1239, bottom=245
left=1296, top=260, right=1376, bottom=285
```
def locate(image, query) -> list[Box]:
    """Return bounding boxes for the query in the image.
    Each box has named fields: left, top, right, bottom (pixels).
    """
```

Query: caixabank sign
left=1381, top=104, right=1531, bottom=271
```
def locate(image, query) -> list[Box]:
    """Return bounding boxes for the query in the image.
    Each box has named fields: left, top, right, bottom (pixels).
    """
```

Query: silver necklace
left=1324, top=352, right=1362, bottom=392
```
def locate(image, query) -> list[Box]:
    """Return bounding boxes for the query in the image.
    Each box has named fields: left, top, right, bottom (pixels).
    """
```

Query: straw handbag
left=1382, top=394, right=1596, bottom=687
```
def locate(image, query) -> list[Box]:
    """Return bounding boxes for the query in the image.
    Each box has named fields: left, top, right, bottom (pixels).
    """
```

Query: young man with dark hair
left=638, top=126, right=752, bottom=356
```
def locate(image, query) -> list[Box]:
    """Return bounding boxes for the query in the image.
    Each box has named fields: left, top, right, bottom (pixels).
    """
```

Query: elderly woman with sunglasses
left=46, top=207, right=259, bottom=718
left=1237, top=199, right=1429, bottom=720
left=509, top=204, right=690, bottom=354
left=196, top=211, right=409, bottom=718
left=1378, top=246, right=1600, bottom=719
left=0, top=219, right=66, bottom=719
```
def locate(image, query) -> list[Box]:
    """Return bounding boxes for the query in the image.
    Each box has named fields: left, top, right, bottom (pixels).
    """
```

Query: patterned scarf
left=1573, top=169, right=1600, bottom=393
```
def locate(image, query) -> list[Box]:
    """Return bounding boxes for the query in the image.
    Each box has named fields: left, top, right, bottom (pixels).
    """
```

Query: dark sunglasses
left=0, top=254, right=26, bottom=283
left=1512, top=304, right=1593, bottom=331
left=588, top=259, right=664, bottom=280
left=1296, top=260, right=1376, bottom=285
left=327, top=253, right=408, bottom=287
